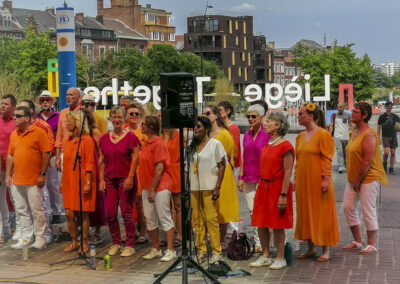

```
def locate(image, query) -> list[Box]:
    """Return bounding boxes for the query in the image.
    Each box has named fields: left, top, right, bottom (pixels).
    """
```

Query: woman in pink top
left=99, top=107, right=140, bottom=257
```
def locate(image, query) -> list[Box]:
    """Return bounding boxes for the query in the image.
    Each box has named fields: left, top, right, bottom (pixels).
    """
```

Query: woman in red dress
left=251, top=112, right=294, bottom=270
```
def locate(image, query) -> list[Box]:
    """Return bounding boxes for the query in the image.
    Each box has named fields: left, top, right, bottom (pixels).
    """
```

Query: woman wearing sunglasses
left=126, top=102, right=149, bottom=244
left=238, top=104, right=270, bottom=252
left=203, top=105, right=239, bottom=251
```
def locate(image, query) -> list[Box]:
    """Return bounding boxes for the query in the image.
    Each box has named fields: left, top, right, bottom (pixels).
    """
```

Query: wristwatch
left=39, top=172, right=46, bottom=176
left=280, top=193, right=287, bottom=197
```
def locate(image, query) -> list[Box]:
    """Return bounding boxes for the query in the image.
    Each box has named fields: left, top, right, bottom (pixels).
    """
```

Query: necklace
left=111, top=129, right=125, bottom=140
left=268, top=136, right=281, bottom=145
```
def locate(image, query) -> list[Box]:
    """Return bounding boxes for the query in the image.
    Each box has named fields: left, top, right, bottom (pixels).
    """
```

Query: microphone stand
left=51, top=111, right=96, bottom=269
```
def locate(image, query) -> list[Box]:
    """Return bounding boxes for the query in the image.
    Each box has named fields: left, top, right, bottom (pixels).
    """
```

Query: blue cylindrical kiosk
left=56, top=6, right=76, bottom=110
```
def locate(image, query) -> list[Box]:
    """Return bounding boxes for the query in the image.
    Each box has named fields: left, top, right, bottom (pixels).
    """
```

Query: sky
left=15, top=0, right=400, bottom=64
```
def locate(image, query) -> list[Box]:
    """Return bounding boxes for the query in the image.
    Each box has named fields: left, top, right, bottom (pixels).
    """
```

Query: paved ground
left=0, top=130, right=399, bottom=283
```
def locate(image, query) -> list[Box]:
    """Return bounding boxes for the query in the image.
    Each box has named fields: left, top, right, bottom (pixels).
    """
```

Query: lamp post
left=200, top=2, right=213, bottom=77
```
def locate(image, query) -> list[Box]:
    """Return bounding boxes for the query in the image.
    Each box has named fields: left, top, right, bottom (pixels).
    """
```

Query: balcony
left=188, top=25, right=220, bottom=33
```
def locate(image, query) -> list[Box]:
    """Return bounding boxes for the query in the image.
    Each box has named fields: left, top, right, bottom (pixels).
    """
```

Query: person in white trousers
left=6, top=106, right=52, bottom=250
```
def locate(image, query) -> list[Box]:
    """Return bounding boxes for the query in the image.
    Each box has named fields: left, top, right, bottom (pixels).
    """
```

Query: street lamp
left=199, top=2, right=212, bottom=113
left=200, top=2, right=213, bottom=77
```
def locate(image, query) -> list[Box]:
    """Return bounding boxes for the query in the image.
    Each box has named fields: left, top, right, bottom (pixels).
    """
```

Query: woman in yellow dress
left=294, top=103, right=340, bottom=262
left=203, top=105, right=240, bottom=249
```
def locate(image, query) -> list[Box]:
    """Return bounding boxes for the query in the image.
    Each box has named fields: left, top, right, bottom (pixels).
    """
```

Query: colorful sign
left=47, top=59, right=59, bottom=98
left=56, top=6, right=77, bottom=110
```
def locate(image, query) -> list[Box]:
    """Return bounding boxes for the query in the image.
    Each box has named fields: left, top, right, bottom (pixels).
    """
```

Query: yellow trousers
left=191, top=190, right=221, bottom=255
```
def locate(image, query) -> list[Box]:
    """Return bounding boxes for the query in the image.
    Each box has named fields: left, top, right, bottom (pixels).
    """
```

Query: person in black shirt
left=377, top=101, right=400, bottom=174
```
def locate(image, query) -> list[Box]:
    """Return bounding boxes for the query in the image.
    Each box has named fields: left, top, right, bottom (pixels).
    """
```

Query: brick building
left=183, top=14, right=273, bottom=94
left=97, top=0, right=176, bottom=49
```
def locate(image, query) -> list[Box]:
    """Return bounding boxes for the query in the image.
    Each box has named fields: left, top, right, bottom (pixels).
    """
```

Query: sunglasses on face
left=129, top=112, right=141, bottom=117
left=13, top=114, right=25, bottom=118
left=194, top=124, right=202, bottom=129
left=40, top=98, right=52, bottom=103
left=203, top=111, right=211, bottom=116
left=247, top=115, right=258, bottom=119
left=84, top=102, right=95, bottom=107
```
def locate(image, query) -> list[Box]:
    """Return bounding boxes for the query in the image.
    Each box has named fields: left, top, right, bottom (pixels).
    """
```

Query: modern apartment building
left=97, top=0, right=176, bottom=48
left=183, top=14, right=273, bottom=93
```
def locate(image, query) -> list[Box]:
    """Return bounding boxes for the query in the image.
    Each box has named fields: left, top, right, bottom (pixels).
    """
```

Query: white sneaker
left=209, top=254, right=223, bottom=264
left=338, top=167, right=344, bottom=173
left=12, top=230, right=21, bottom=241
left=160, top=249, right=177, bottom=262
left=143, top=248, right=163, bottom=260
left=269, top=258, right=287, bottom=270
left=30, top=238, right=46, bottom=250
left=108, top=245, right=121, bottom=256
left=11, top=239, right=30, bottom=250
left=120, top=246, right=135, bottom=257
left=196, top=253, right=207, bottom=263
left=249, top=255, right=273, bottom=267
left=45, top=234, right=53, bottom=245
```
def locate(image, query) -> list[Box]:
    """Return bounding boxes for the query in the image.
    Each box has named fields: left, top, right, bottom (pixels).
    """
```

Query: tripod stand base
left=50, top=252, right=102, bottom=270
left=153, top=255, right=221, bottom=284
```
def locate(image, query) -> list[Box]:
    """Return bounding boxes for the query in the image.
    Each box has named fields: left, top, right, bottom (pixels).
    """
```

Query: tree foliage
left=293, top=45, right=374, bottom=108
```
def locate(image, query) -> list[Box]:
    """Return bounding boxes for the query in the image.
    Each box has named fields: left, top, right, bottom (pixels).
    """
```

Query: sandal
left=360, top=245, right=377, bottom=254
left=296, top=251, right=316, bottom=259
left=174, top=238, right=182, bottom=247
left=78, top=241, right=89, bottom=253
left=136, top=234, right=148, bottom=244
left=220, top=243, right=227, bottom=251
left=343, top=241, right=363, bottom=251
left=64, top=241, right=79, bottom=253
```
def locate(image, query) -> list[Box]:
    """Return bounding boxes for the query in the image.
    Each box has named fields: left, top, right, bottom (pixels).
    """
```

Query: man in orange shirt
left=6, top=106, right=52, bottom=250
left=55, top=87, right=81, bottom=170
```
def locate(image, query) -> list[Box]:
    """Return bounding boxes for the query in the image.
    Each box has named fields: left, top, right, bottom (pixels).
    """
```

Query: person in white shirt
left=329, top=103, right=351, bottom=173
left=188, top=116, right=226, bottom=264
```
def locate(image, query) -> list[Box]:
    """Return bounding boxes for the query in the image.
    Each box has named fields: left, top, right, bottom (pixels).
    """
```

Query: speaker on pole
left=160, top=72, right=196, bottom=129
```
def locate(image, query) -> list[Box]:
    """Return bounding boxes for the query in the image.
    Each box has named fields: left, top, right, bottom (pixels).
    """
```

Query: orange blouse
left=166, top=130, right=181, bottom=193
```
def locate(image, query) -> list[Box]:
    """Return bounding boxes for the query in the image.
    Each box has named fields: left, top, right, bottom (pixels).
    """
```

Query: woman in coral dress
left=62, top=111, right=96, bottom=253
left=204, top=105, right=240, bottom=250
left=294, top=103, right=340, bottom=262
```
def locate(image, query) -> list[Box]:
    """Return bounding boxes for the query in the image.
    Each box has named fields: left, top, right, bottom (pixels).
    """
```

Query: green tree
left=372, top=69, right=391, bottom=88
left=293, top=45, right=374, bottom=108
left=4, top=26, right=57, bottom=96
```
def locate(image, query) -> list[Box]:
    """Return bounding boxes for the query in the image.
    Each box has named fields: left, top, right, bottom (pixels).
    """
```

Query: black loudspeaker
left=160, top=72, right=196, bottom=128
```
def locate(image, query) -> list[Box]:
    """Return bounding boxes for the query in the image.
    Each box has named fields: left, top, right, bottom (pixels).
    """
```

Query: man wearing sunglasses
left=81, top=94, right=108, bottom=134
left=37, top=91, right=59, bottom=139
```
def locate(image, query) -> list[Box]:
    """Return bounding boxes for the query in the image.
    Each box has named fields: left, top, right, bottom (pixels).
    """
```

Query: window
left=109, top=46, right=116, bottom=52
left=188, top=36, right=192, bottom=44
left=161, top=32, right=164, bottom=41
left=150, top=31, right=160, bottom=40
left=81, top=44, right=94, bottom=60
left=140, top=45, right=144, bottom=54
left=167, top=16, right=171, bottom=24
left=99, top=46, right=106, bottom=57
left=81, top=28, right=91, bottom=37
left=168, top=33, right=175, bottom=41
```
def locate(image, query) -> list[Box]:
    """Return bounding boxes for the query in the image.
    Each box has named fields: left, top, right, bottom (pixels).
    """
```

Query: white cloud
left=231, top=3, right=255, bottom=11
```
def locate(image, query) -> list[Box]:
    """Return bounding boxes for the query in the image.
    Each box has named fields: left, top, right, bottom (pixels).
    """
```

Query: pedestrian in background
left=343, top=102, right=387, bottom=254
left=140, top=116, right=176, bottom=262
left=6, top=106, right=52, bottom=250
left=188, top=116, right=226, bottom=264
left=99, top=106, right=140, bottom=257
left=251, top=112, right=294, bottom=270
left=126, top=102, right=148, bottom=244
left=238, top=104, right=270, bottom=252
left=377, top=101, right=400, bottom=174
left=81, top=94, right=108, bottom=134
left=294, top=103, right=340, bottom=262
left=61, top=111, right=96, bottom=253
left=203, top=105, right=239, bottom=250
left=0, top=94, right=16, bottom=243
left=329, top=102, right=351, bottom=173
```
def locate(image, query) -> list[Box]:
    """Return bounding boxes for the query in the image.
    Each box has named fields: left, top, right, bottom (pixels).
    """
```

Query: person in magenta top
left=99, top=107, right=140, bottom=257
left=238, top=103, right=270, bottom=251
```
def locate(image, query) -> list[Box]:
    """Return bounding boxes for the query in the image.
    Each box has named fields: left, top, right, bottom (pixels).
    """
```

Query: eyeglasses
left=194, top=124, right=201, bottom=129
left=84, top=102, right=95, bottom=107
left=129, top=112, right=141, bottom=117
left=203, top=111, right=211, bottom=116
left=40, top=98, right=52, bottom=103
left=13, top=114, right=25, bottom=118
left=246, top=115, right=258, bottom=119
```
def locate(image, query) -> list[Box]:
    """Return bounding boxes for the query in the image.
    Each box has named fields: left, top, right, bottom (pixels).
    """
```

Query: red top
left=260, top=140, right=294, bottom=180
left=229, top=124, right=241, bottom=168
left=139, top=136, right=173, bottom=192
left=0, top=116, right=16, bottom=167
left=99, top=131, right=140, bottom=179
